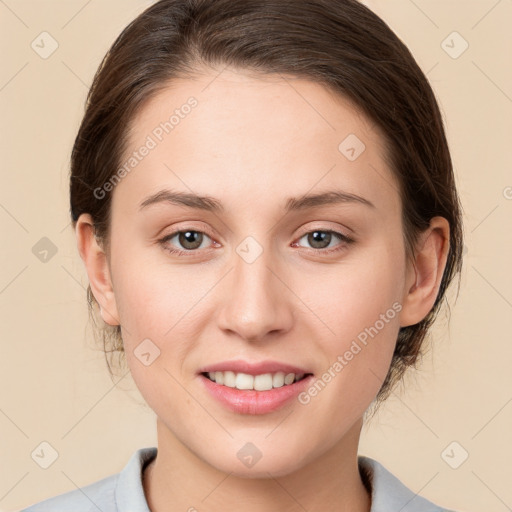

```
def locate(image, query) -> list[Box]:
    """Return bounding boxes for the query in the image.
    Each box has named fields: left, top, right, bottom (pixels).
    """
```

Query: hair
left=70, top=0, right=464, bottom=404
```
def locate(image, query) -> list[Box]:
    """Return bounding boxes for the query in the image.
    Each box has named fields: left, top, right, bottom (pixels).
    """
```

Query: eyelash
left=158, top=227, right=354, bottom=257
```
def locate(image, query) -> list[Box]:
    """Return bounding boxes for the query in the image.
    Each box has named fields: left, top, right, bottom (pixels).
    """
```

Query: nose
left=216, top=242, right=294, bottom=343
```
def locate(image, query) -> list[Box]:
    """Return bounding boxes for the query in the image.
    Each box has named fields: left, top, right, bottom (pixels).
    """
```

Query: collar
left=115, top=447, right=449, bottom=512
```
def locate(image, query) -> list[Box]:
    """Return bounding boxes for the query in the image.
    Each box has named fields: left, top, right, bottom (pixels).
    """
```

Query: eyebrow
left=139, top=188, right=376, bottom=213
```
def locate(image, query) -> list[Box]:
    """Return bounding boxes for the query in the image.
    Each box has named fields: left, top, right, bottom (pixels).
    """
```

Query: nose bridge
left=217, top=235, right=293, bottom=341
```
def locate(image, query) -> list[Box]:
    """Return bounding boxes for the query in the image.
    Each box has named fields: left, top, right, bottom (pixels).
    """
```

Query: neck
left=143, top=418, right=371, bottom=512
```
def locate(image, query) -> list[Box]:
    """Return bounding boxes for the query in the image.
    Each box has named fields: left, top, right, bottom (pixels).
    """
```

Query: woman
left=23, top=0, right=463, bottom=510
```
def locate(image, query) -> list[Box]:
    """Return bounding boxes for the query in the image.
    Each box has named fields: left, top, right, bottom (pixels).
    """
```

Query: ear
left=399, top=216, right=450, bottom=328
left=75, top=213, right=120, bottom=326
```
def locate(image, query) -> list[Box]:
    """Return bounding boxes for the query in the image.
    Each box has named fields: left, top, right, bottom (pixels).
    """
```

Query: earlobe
left=399, top=217, right=450, bottom=328
left=75, top=214, right=120, bottom=326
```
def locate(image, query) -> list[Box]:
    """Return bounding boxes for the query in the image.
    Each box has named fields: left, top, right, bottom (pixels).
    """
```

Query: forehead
left=112, top=67, right=400, bottom=219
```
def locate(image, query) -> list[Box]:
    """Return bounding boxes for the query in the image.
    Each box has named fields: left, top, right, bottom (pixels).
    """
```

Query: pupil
left=180, top=231, right=201, bottom=249
left=310, top=231, right=330, bottom=248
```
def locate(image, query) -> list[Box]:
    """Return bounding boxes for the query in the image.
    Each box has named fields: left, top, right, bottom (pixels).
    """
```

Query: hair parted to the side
left=70, top=0, right=464, bottom=403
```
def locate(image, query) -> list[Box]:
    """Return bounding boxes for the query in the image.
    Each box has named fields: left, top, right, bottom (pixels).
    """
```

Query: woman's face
left=101, top=67, right=415, bottom=476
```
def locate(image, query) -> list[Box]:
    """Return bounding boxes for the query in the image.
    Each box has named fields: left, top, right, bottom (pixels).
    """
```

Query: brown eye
left=176, top=230, right=204, bottom=250
left=295, top=230, right=353, bottom=253
left=307, top=231, right=334, bottom=249
left=160, top=229, right=213, bottom=255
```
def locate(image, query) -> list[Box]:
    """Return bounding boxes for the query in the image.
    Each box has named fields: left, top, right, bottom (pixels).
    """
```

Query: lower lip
left=199, top=374, right=314, bottom=415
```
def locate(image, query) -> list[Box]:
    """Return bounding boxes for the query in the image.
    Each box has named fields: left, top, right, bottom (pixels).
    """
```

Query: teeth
left=272, top=372, right=285, bottom=387
left=235, top=373, right=254, bottom=390
left=284, top=373, right=295, bottom=385
left=223, top=371, right=236, bottom=388
left=205, top=371, right=306, bottom=390
left=254, top=374, right=273, bottom=391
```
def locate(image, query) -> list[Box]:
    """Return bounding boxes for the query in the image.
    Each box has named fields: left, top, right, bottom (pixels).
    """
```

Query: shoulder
left=21, top=447, right=157, bottom=512
left=21, top=473, right=118, bottom=512
left=358, top=455, right=458, bottom=512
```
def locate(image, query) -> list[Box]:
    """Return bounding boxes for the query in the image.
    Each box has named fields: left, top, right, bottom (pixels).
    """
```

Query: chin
left=202, top=442, right=312, bottom=479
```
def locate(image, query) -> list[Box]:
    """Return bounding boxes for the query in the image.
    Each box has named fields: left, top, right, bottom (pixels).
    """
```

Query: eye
left=159, top=229, right=216, bottom=255
left=159, top=227, right=354, bottom=257
left=293, top=229, right=354, bottom=254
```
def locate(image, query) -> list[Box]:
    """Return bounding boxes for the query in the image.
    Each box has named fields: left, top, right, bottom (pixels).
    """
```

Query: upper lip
left=199, top=360, right=312, bottom=376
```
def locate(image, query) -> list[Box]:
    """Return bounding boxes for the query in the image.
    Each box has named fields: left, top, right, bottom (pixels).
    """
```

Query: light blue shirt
left=22, top=446, right=456, bottom=511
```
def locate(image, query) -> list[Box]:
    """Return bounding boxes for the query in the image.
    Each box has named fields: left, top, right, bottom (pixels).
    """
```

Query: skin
left=76, top=66, right=450, bottom=512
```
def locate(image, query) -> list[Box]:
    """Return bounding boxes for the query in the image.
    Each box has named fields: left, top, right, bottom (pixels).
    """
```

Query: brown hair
left=70, top=0, right=464, bottom=403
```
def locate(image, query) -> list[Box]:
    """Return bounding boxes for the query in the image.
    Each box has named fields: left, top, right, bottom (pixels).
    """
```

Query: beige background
left=1, top=1, right=511, bottom=511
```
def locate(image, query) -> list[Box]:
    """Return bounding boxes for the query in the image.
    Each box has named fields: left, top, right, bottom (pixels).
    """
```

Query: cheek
left=297, top=241, right=404, bottom=398
left=110, top=242, right=204, bottom=338
left=110, top=248, right=220, bottom=401
left=302, top=240, right=405, bottom=344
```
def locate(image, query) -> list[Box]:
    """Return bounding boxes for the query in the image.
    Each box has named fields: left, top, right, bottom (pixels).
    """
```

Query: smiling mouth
left=201, top=371, right=312, bottom=391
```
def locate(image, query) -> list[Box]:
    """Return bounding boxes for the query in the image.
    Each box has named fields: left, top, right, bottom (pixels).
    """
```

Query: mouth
left=201, top=370, right=311, bottom=391
left=197, top=360, right=314, bottom=414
